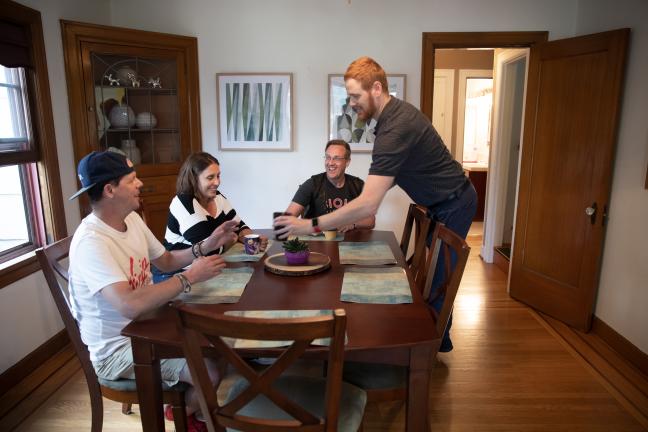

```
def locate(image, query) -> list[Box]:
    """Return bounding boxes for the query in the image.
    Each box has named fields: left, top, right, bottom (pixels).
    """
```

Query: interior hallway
left=9, top=223, right=646, bottom=431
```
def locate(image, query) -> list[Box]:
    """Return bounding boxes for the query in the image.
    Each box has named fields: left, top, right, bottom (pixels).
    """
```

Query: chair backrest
left=399, top=203, right=433, bottom=292
left=422, top=223, right=471, bottom=339
left=173, top=302, right=347, bottom=432
left=35, top=237, right=102, bottom=396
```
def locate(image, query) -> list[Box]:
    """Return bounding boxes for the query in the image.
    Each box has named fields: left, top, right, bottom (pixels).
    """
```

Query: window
left=0, top=65, right=44, bottom=261
left=0, top=1, right=66, bottom=286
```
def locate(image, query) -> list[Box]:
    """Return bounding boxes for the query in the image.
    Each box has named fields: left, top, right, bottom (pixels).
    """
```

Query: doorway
left=422, top=30, right=629, bottom=331
left=429, top=43, right=532, bottom=263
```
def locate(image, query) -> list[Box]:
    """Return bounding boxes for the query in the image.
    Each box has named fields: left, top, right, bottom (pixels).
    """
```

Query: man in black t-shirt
left=275, top=57, right=477, bottom=352
left=285, top=140, right=375, bottom=232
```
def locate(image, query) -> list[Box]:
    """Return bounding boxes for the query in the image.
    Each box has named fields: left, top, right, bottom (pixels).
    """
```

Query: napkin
left=296, top=233, right=344, bottom=242
left=223, top=309, right=345, bottom=348
left=338, top=241, right=397, bottom=265
left=340, top=267, right=412, bottom=304
left=180, top=267, right=253, bottom=304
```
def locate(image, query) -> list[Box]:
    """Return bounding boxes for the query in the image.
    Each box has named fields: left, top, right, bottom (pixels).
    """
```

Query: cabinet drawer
left=139, top=176, right=176, bottom=197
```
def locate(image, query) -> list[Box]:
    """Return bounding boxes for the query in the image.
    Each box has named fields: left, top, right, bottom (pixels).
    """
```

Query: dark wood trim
left=0, top=1, right=68, bottom=289
left=0, top=254, right=39, bottom=289
left=420, top=31, right=549, bottom=121
left=60, top=20, right=202, bottom=224
left=538, top=312, right=648, bottom=427
left=0, top=329, right=69, bottom=398
left=492, top=247, right=509, bottom=276
left=592, top=316, right=648, bottom=376
left=0, top=346, right=79, bottom=430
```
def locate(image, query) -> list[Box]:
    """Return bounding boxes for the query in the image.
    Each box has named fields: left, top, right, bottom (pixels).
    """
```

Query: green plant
left=282, top=238, right=309, bottom=253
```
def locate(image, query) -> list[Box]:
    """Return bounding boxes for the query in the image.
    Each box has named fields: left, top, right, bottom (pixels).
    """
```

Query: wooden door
left=509, top=29, right=629, bottom=331
left=432, top=69, right=454, bottom=150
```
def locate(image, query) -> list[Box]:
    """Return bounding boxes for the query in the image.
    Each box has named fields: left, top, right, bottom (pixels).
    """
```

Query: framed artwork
left=328, top=73, right=406, bottom=153
left=217, top=73, right=293, bottom=151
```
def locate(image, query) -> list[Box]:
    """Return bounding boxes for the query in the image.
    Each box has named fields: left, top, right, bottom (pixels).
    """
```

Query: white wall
left=575, top=0, right=648, bottom=353
left=109, top=0, right=576, bottom=234
left=0, top=0, right=111, bottom=373
left=4, top=0, right=647, bottom=373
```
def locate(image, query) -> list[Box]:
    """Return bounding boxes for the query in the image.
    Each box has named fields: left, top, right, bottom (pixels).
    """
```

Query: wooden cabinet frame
left=61, top=20, right=202, bottom=237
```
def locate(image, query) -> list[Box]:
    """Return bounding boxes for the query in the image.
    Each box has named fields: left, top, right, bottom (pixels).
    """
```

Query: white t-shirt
left=68, top=212, right=166, bottom=362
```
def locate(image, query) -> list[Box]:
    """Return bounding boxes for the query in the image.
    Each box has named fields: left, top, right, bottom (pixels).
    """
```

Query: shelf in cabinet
left=96, top=85, right=177, bottom=95
left=102, top=128, right=179, bottom=133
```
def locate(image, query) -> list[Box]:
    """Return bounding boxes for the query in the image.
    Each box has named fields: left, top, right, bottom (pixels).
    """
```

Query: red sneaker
left=164, top=404, right=174, bottom=421
left=186, top=414, right=207, bottom=432
left=164, top=406, right=206, bottom=432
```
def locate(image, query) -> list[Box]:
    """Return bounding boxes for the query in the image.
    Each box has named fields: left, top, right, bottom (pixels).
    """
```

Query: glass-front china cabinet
left=61, top=21, right=202, bottom=239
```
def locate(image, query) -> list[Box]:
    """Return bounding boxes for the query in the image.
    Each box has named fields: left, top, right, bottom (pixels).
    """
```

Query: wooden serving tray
left=264, top=252, right=331, bottom=276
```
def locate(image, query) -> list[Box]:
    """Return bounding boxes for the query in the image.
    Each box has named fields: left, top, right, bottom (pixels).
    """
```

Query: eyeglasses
left=324, top=155, right=347, bottom=163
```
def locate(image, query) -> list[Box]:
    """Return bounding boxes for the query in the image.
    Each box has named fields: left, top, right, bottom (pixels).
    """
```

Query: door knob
left=585, top=203, right=597, bottom=224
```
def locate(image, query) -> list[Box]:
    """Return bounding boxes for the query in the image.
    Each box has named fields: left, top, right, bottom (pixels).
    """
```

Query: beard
left=354, top=96, right=376, bottom=121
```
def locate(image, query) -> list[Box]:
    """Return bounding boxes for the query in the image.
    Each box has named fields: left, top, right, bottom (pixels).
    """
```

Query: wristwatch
left=174, top=273, right=192, bottom=293
left=312, top=217, right=321, bottom=233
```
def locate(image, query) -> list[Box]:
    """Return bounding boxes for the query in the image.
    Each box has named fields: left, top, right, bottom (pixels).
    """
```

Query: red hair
left=344, top=56, right=388, bottom=92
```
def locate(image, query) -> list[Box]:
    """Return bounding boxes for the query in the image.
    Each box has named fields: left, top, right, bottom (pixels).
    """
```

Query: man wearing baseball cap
left=68, top=151, right=236, bottom=431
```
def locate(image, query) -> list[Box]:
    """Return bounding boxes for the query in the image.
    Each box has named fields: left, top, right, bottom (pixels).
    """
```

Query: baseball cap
left=69, top=151, right=134, bottom=200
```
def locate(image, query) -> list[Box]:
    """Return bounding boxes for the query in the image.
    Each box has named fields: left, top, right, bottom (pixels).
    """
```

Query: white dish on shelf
left=135, top=112, right=157, bottom=129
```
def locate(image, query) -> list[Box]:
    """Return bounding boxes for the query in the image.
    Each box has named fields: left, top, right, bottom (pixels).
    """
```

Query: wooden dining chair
left=172, top=303, right=367, bottom=432
left=399, top=203, right=433, bottom=293
left=343, top=223, right=471, bottom=409
left=36, top=237, right=189, bottom=432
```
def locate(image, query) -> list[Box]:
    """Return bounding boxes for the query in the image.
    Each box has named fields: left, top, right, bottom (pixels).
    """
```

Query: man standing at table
left=68, top=151, right=237, bottom=431
left=275, top=56, right=477, bottom=352
left=285, top=139, right=375, bottom=232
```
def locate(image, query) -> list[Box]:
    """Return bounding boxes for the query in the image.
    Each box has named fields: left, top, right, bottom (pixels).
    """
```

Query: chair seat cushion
left=98, top=377, right=189, bottom=392
left=225, top=375, right=366, bottom=431
left=342, top=361, right=408, bottom=390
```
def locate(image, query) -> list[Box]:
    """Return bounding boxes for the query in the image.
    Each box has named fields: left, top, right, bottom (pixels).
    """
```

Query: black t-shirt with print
left=291, top=173, right=364, bottom=218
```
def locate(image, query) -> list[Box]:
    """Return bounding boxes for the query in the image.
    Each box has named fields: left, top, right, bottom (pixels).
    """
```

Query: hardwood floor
left=10, top=224, right=647, bottom=431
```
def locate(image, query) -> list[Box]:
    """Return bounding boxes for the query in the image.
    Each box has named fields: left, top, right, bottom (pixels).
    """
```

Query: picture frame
left=217, top=73, right=293, bottom=151
left=328, top=73, right=406, bottom=153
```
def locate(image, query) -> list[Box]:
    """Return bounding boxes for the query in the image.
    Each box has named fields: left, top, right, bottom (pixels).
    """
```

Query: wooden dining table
left=122, top=229, right=439, bottom=432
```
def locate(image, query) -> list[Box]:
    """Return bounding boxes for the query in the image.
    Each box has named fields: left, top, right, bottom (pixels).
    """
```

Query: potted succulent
left=282, top=238, right=310, bottom=265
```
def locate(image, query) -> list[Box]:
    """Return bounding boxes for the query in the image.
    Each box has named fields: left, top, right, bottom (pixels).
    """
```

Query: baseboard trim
left=492, top=247, right=509, bottom=276
left=0, top=346, right=78, bottom=430
left=592, top=316, right=648, bottom=374
left=534, top=311, right=648, bottom=428
left=0, top=329, right=68, bottom=398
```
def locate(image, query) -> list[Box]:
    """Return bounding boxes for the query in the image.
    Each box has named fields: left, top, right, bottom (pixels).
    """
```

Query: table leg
left=132, top=339, right=165, bottom=432
left=406, top=344, right=433, bottom=431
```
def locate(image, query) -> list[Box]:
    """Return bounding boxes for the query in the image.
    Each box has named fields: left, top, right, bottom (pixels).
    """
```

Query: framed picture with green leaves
left=328, top=73, right=406, bottom=153
left=217, top=73, right=293, bottom=151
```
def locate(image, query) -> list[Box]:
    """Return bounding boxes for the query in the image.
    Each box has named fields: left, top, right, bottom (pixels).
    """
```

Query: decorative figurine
left=148, top=77, right=162, bottom=88
left=127, top=72, right=141, bottom=88
left=104, top=74, right=120, bottom=86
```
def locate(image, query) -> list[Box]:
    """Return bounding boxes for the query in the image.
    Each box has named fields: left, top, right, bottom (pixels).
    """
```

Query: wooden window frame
left=0, top=1, right=67, bottom=288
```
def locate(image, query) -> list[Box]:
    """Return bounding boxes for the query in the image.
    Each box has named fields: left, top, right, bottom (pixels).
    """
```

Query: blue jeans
left=426, top=180, right=478, bottom=351
left=151, top=265, right=177, bottom=284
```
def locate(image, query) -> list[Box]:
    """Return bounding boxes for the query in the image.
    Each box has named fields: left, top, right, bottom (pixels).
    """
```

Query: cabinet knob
left=141, top=186, right=156, bottom=194
left=88, top=106, right=94, bottom=112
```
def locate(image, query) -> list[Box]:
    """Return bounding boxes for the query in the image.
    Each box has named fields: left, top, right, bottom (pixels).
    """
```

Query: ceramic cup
left=323, top=230, right=338, bottom=241
left=243, top=234, right=260, bottom=255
